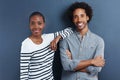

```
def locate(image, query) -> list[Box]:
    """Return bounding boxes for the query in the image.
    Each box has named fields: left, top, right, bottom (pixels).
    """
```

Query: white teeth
left=34, top=30, right=39, bottom=33
left=78, top=23, right=83, bottom=26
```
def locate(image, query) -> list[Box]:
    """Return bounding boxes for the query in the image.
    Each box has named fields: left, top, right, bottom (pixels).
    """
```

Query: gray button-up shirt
left=59, top=30, right=104, bottom=80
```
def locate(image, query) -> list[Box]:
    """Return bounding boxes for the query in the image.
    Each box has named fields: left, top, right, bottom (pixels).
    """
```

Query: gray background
left=0, top=0, right=119, bottom=80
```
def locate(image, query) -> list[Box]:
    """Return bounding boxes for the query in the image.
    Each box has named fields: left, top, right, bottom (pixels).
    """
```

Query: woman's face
left=29, top=15, right=45, bottom=37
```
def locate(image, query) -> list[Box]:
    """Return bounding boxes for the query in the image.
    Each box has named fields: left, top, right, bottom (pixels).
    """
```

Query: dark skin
left=66, top=8, right=105, bottom=72
left=29, top=15, right=44, bottom=44
left=29, top=15, right=61, bottom=50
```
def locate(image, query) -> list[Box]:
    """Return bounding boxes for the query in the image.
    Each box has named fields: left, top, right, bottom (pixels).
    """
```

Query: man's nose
left=78, top=17, right=82, bottom=21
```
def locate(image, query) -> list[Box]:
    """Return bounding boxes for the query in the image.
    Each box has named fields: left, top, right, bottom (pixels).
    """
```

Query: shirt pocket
left=84, top=43, right=96, bottom=59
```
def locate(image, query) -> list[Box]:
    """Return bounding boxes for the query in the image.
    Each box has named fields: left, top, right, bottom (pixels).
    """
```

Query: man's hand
left=66, top=49, right=72, bottom=59
left=50, top=35, right=61, bottom=51
left=91, top=56, right=105, bottom=67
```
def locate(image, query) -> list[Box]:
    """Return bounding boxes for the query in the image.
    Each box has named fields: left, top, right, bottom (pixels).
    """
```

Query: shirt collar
left=74, top=29, right=91, bottom=38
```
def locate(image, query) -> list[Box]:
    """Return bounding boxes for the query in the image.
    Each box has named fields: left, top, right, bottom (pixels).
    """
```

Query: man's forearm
left=74, top=56, right=105, bottom=71
left=74, top=59, right=93, bottom=71
left=79, top=68, right=89, bottom=73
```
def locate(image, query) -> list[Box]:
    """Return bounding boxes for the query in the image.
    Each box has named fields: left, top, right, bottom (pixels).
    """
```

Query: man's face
left=73, top=8, right=89, bottom=31
left=30, top=15, right=45, bottom=37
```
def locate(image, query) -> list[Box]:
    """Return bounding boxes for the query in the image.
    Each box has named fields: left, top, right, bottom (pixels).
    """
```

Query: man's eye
left=38, top=22, right=42, bottom=25
left=31, top=21, right=35, bottom=25
left=80, top=14, right=84, bottom=17
left=73, top=15, right=77, bottom=19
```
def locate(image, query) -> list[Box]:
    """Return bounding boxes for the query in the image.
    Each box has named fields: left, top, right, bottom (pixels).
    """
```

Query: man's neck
left=77, top=26, right=88, bottom=36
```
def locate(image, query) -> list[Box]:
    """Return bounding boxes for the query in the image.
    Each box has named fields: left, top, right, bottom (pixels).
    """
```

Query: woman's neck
left=29, top=35, right=43, bottom=44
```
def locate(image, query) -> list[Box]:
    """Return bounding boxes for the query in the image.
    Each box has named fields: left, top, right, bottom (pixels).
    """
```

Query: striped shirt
left=20, top=28, right=73, bottom=80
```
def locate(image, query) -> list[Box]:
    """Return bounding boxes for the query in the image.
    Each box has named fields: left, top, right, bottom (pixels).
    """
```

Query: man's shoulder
left=63, top=33, right=75, bottom=40
left=90, top=32, right=104, bottom=42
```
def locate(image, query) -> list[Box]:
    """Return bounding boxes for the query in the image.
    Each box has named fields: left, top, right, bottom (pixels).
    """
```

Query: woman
left=20, top=11, right=72, bottom=80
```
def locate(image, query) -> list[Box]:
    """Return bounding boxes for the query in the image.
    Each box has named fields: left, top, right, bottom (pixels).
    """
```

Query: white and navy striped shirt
left=20, top=28, right=73, bottom=80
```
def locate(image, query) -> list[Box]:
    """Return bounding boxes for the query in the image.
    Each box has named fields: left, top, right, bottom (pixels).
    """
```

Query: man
left=59, top=2, right=105, bottom=80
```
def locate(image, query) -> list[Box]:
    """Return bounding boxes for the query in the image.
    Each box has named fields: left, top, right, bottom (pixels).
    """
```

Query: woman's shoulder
left=42, top=33, right=54, bottom=40
left=21, top=37, right=31, bottom=45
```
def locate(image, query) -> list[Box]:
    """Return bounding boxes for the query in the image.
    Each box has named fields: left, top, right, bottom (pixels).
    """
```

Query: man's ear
left=87, top=16, right=89, bottom=21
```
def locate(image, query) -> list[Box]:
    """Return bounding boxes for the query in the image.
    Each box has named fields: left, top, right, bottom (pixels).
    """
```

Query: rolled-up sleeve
left=54, top=27, right=73, bottom=39
left=87, top=38, right=105, bottom=76
left=59, top=39, right=80, bottom=71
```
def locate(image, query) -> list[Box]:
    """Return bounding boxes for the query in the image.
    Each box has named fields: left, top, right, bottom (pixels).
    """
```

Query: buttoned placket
left=75, top=31, right=88, bottom=80
left=75, top=32, right=84, bottom=80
